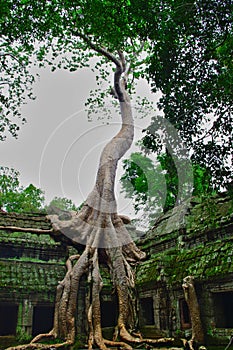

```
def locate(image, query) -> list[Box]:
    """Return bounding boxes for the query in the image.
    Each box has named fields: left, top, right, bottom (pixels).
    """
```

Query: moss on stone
left=186, top=195, right=233, bottom=237
left=136, top=237, right=233, bottom=286
left=0, top=231, right=61, bottom=247
left=0, top=260, right=66, bottom=292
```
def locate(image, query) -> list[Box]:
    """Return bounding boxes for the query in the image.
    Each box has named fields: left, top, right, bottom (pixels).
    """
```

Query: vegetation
left=45, top=196, right=80, bottom=212
left=0, top=166, right=81, bottom=214
left=0, top=166, right=45, bottom=213
left=0, top=0, right=36, bottom=140
left=140, top=0, right=232, bottom=189
left=121, top=152, right=216, bottom=225
left=0, top=166, right=83, bottom=213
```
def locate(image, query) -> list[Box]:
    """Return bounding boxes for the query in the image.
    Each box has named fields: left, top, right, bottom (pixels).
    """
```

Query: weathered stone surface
left=0, top=212, right=74, bottom=340
left=136, top=238, right=233, bottom=287
left=0, top=212, right=52, bottom=230
left=0, top=193, right=232, bottom=346
left=0, top=260, right=65, bottom=292
left=135, top=193, right=233, bottom=345
left=138, top=193, right=233, bottom=255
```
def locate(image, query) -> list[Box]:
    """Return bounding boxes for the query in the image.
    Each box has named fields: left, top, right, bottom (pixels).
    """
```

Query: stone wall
left=135, top=193, right=233, bottom=345
left=0, top=212, right=69, bottom=338
left=0, top=193, right=232, bottom=346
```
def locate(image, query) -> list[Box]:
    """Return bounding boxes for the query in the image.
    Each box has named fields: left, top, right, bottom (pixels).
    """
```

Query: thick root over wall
left=6, top=212, right=174, bottom=350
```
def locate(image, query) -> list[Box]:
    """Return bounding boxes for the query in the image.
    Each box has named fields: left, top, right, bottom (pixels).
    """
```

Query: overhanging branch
left=76, top=33, right=122, bottom=68
left=0, top=80, right=11, bottom=86
left=0, top=52, right=21, bottom=64
left=76, top=32, right=126, bottom=101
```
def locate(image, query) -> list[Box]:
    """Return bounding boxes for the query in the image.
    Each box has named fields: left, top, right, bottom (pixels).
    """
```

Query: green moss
left=0, top=260, right=66, bottom=292
left=186, top=196, right=233, bottom=237
left=16, top=303, right=23, bottom=336
left=6, top=257, right=64, bottom=264
left=136, top=237, right=233, bottom=286
left=0, top=231, right=60, bottom=247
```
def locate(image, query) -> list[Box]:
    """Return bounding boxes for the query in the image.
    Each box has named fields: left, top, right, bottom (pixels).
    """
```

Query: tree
left=0, top=0, right=36, bottom=140
left=121, top=152, right=167, bottom=226
left=3, top=2, right=176, bottom=350
left=138, top=0, right=233, bottom=189
left=121, top=152, right=216, bottom=226
left=46, top=196, right=80, bottom=212
left=0, top=166, right=45, bottom=213
left=2, top=1, right=225, bottom=348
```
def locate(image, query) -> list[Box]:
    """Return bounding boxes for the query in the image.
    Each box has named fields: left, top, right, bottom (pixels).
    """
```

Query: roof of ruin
left=136, top=193, right=233, bottom=288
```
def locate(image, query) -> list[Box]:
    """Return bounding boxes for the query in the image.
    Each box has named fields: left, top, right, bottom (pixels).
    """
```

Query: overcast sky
left=1, top=65, right=157, bottom=217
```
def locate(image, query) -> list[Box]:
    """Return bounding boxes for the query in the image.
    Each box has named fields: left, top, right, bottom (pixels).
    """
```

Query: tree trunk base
left=5, top=244, right=175, bottom=350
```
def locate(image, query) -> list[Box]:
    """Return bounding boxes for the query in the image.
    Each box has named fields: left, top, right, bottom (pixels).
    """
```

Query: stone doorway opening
left=213, top=291, right=233, bottom=328
left=101, top=298, right=118, bottom=328
left=0, top=303, right=18, bottom=336
left=179, top=298, right=191, bottom=330
left=32, top=305, right=54, bottom=336
left=139, top=297, right=154, bottom=326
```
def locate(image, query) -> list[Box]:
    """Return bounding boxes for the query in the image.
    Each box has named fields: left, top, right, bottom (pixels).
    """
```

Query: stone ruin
left=0, top=193, right=232, bottom=348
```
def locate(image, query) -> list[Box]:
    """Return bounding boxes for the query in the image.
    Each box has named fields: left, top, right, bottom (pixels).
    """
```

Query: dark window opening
left=101, top=299, right=118, bottom=327
left=213, top=291, right=233, bottom=328
left=179, top=299, right=191, bottom=329
left=0, top=246, right=20, bottom=259
left=0, top=303, right=18, bottom=336
left=32, top=305, right=54, bottom=336
left=139, top=297, right=154, bottom=326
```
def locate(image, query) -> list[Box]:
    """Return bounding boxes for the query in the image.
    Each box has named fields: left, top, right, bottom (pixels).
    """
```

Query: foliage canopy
left=121, top=152, right=216, bottom=226
left=0, top=166, right=45, bottom=212
left=140, top=0, right=233, bottom=188
left=46, top=196, right=80, bottom=212
left=1, top=0, right=232, bottom=189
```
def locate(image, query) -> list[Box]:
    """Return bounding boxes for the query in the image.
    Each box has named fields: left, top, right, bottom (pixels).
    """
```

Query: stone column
left=17, top=299, right=33, bottom=336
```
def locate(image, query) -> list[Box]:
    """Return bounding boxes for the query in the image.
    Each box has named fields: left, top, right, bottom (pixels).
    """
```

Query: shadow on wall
left=0, top=303, right=18, bottom=336
left=32, top=305, right=54, bottom=336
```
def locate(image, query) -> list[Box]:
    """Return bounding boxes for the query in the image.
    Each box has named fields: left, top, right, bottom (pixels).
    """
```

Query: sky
left=1, top=65, right=157, bottom=217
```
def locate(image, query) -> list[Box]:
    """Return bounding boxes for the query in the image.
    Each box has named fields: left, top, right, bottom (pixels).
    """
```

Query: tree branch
left=123, top=40, right=145, bottom=81
left=194, top=113, right=224, bottom=143
left=114, top=64, right=124, bottom=102
left=118, top=50, right=126, bottom=71
left=76, top=32, right=127, bottom=101
left=76, top=33, right=122, bottom=68
left=0, top=52, right=21, bottom=63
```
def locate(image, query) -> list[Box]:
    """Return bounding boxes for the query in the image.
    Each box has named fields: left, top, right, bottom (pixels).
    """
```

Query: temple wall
left=0, top=193, right=232, bottom=347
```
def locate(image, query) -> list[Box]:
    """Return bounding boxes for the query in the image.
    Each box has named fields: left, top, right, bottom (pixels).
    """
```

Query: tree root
left=182, top=276, right=205, bottom=347
left=6, top=238, right=177, bottom=350
left=6, top=340, right=72, bottom=350
left=119, top=325, right=174, bottom=346
left=103, top=338, right=132, bottom=350
left=3, top=209, right=189, bottom=350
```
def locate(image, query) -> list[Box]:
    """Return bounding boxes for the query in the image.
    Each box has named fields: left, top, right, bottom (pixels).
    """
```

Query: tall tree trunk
left=6, top=52, right=174, bottom=350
